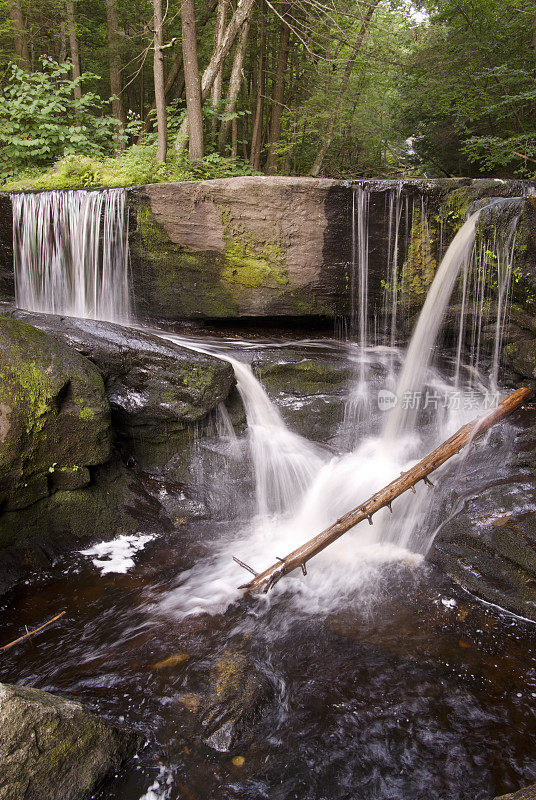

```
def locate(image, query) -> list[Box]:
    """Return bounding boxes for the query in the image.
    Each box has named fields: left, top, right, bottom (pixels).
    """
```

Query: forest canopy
left=0, top=0, right=534, bottom=187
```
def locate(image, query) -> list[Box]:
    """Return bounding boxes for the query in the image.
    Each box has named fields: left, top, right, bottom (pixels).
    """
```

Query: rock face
left=0, top=682, right=141, bottom=800
left=429, top=416, right=536, bottom=622
left=2, top=177, right=536, bottom=328
left=0, top=313, right=111, bottom=515
left=128, top=177, right=351, bottom=323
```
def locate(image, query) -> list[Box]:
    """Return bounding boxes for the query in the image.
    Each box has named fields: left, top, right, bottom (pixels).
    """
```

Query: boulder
left=0, top=682, right=141, bottom=800
left=0, top=313, right=111, bottom=515
left=252, top=356, right=354, bottom=396
left=0, top=307, right=235, bottom=469
left=504, top=338, right=536, bottom=380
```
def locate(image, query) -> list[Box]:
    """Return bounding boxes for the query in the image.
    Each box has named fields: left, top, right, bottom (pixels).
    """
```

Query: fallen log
left=237, top=386, right=532, bottom=594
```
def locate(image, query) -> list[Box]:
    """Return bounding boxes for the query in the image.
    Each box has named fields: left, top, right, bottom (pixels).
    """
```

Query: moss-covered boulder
left=0, top=307, right=235, bottom=469
left=0, top=682, right=141, bottom=800
left=252, top=356, right=354, bottom=396
left=0, top=314, right=111, bottom=513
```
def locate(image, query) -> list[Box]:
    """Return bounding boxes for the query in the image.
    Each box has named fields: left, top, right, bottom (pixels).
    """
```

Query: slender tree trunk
left=265, top=16, right=291, bottom=174
left=181, top=0, right=204, bottom=159
left=66, top=0, right=82, bottom=100
left=308, top=0, right=379, bottom=177
left=153, top=0, right=167, bottom=162
left=105, top=0, right=127, bottom=137
left=7, top=0, right=29, bottom=66
left=138, top=0, right=218, bottom=140
left=218, top=19, right=250, bottom=153
left=211, top=0, right=229, bottom=131
left=175, top=0, right=256, bottom=151
left=250, top=5, right=265, bottom=169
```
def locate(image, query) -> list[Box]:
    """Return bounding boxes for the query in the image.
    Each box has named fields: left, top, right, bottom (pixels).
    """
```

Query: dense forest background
left=0, top=0, right=534, bottom=187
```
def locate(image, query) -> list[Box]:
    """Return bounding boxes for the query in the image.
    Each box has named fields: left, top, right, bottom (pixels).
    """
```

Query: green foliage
left=0, top=57, right=121, bottom=181
left=2, top=144, right=259, bottom=191
left=399, top=0, right=536, bottom=176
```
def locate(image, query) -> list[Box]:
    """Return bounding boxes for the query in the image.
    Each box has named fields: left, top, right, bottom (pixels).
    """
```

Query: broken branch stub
left=237, top=386, right=532, bottom=595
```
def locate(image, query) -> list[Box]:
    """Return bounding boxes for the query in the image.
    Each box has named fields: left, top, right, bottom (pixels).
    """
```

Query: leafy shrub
left=0, top=57, right=121, bottom=181
left=3, top=145, right=259, bottom=191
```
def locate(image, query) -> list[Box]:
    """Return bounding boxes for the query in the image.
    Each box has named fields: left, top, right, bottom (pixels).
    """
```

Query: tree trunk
left=181, top=0, right=204, bottom=159
left=175, top=0, right=256, bottom=151
left=211, top=0, right=229, bottom=131
left=138, top=0, right=218, bottom=141
left=264, top=16, right=291, bottom=174
left=153, top=0, right=167, bottom=162
left=7, top=0, right=30, bottom=66
left=105, top=0, right=127, bottom=136
left=238, top=387, right=533, bottom=594
left=308, top=0, right=379, bottom=177
left=218, top=19, right=250, bottom=154
left=66, top=0, right=82, bottom=100
left=250, top=5, right=265, bottom=169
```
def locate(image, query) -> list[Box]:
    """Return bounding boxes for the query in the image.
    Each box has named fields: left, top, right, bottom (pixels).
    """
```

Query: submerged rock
left=179, top=646, right=272, bottom=755
left=0, top=682, right=141, bottom=800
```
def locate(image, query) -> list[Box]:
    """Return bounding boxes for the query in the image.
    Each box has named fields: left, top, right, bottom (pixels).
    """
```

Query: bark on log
left=238, top=387, right=533, bottom=594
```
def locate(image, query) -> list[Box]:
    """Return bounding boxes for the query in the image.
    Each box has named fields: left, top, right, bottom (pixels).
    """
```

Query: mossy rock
left=0, top=308, right=235, bottom=470
left=0, top=682, right=141, bottom=800
left=252, top=357, right=354, bottom=396
left=503, top=338, right=536, bottom=379
left=0, top=314, right=111, bottom=512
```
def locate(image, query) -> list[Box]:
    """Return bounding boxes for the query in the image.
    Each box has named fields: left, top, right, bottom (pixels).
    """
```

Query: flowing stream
left=3, top=185, right=536, bottom=799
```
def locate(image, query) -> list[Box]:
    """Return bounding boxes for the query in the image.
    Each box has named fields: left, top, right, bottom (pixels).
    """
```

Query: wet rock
left=0, top=306, right=235, bottom=471
left=0, top=313, right=111, bottom=514
left=252, top=356, right=354, bottom=395
left=182, top=647, right=272, bottom=755
left=430, top=507, right=536, bottom=623
left=128, top=177, right=351, bottom=323
left=495, top=785, right=536, bottom=800
left=504, top=338, right=536, bottom=380
left=0, top=682, right=141, bottom=800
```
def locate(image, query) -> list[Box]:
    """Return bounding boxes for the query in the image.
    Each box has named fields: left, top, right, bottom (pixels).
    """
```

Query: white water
left=383, top=211, right=480, bottom=441
left=160, top=198, right=522, bottom=617
left=12, top=189, right=130, bottom=323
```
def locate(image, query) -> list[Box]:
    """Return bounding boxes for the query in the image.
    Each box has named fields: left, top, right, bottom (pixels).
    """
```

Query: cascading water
left=383, top=211, right=481, bottom=441
left=160, top=193, right=525, bottom=616
left=8, top=184, right=525, bottom=616
left=12, top=188, right=130, bottom=323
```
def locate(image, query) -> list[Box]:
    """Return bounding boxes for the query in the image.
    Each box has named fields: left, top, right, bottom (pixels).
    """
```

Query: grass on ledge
left=1, top=145, right=260, bottom=192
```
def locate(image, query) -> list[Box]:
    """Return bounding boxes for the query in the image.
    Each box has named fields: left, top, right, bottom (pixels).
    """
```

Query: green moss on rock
left=219, top=207, right=290, bottom=292
left=0, top=314, right=111, bottom=513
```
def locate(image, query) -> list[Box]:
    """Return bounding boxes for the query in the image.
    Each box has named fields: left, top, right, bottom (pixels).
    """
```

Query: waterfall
left=350, top=184, right=370, bottom=371
left=383, top=212, right=481, bottom=441
left=12, top=189, right=131, bottom=323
